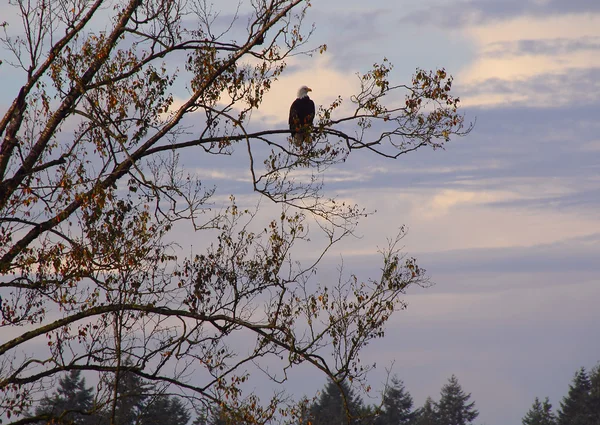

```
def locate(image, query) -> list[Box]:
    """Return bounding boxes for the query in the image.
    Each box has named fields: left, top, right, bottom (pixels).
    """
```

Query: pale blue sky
left=250, top=1, right=600, bottom=423
left=1, top=1, right=599, bottom=424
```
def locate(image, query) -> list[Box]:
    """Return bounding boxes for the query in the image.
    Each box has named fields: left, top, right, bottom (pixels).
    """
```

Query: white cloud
left=460, top=51, right=600, bottom=87
left=579, top=139, right=600, bottom=152
left=457, top=13, right=600, bottom=106
left=326, top=177, right=600, bottom=256
left=466, top=13, right=600, bottom=45
left=252, top=55, right=360, bottom=125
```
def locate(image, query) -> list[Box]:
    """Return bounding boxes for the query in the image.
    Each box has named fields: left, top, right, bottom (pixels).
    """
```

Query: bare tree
left=0, top=0, right=469, bottom=424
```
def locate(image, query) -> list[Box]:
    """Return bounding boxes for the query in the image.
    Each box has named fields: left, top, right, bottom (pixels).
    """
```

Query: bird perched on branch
left=289, top=85, right=315, bottom=146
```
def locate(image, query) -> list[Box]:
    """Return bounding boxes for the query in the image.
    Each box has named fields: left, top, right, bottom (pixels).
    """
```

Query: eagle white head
left=297, top=85, right=312, bottom=98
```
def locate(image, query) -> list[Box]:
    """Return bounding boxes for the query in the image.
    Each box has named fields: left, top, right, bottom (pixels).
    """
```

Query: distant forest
left=29, top=362, right=600, bottom=425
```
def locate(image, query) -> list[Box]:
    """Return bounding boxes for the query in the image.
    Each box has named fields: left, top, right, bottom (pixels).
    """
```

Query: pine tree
left=589, top=365, right=600, bottom=424
left=97, top=365, right=150, bottom=425
left=139, top=395, right=190, bottom=425
left=522, top=397, right=557, bottom=425
left=434, top=375, right=478, bottom=425
left=190, top=409, right=208, bottom=425
left=558, top=368, right=592, bottom=425
left=375, top=376, right=416, bottom=425
left=35, top=370, right=96, bottom=425
left=309, top=379, right=365, bottom=425
left=111, top=369, right=150, bottom=425
left=199, top=403, right=253, bottom=425
left=100, top=367, right=190, bottom=425
left=414, top=397, right=436, bottom=425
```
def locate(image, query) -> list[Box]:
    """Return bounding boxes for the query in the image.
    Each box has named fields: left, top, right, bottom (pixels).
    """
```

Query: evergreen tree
left=101, top=368, right=189, bottom=425
left=191, top=417, right=206, bottom=425
left=35, top=370, right=96, bottom=425
left=414, top=397, right=437, bottom=425
left=207, top=407, right=228, bottom=425
left=375, top=376, right=416, bottom=425
left=434, top=375, right=478, bottom=425
left=190, top=409, right=208, bottom=425
left=198, top=403, right=253, bottom=425
left=109, top=369, right=150, bottom=425
left=309, top=379, right=365, bottom=425
left=522, top=397, right=557, bottom=425
left=589, top=365, right=600, bottom=424
left=139, top=395, right=190, bottom=425
left=558, top=368, right=592, bottom=425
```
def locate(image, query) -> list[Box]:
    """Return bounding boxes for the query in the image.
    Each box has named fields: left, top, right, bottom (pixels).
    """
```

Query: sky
left=1, top=0, right=600, bottom=424
left=246, top=1, right=600, bottom=424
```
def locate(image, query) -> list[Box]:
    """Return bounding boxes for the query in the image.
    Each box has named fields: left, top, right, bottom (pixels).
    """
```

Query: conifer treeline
left=31, top=369, right=189, bottom=425
left=29, top=363, right=599, bottom=425
left=304, top=374, right=477, bottom=425
left=522, top=365, right=600, bottom=425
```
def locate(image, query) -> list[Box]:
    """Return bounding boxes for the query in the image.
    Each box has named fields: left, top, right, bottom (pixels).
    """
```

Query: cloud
left=251, top=55, right=360, bottom=126
left=317, top=234, right=600, bottom=425
left=458, top=67, right=600, bottom=107
left=580, top=139, right=600, bottom=152
left=305, top=7, right=393, bottom=71
left=483, top=36, right=600, bottom=58
left=319, top=183, right=599, bottom=256
left=486, top=187, right=600, bottom=212
left=400, top=6, right=600, bottom=109
left=312, top=99, right=600, bottom=187
left=415, top=189, right=488, bottom=218
left=400, top=0, right=600, bottom=29
left=419, top=232, right=600, bottom=276
left=458, top=50, right=600, bottom=89
left=463, top=12, right=600, bottom=44
left=455, top=13, right=600, bottom=91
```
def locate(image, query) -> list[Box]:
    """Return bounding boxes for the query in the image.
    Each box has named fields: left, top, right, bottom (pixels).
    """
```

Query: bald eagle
left=289, top=86, right=315, bottom=145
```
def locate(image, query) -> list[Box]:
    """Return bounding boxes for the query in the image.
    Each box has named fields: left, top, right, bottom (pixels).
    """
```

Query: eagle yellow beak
left=307, top=87, right=312, bottom=92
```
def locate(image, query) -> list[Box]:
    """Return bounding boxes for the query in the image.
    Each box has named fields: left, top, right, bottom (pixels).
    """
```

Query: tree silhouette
left=522, top=397, right=557, bottom=425
left=308, top=379, right=365, bottom=425
left=590, top=365, right=600, bottom=424
left=434, top=375, right=478, bottom=425
left=34, top=370, right=97, bottom=425
left=139, top=394, right=190, bottom=425
left=0, top=0, right=469, bottom=423
left=375, top=376, right=416, bottom=425
left=558, top=368, right=592, bottom=425
left=414, top=397, right=436, bottom=425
